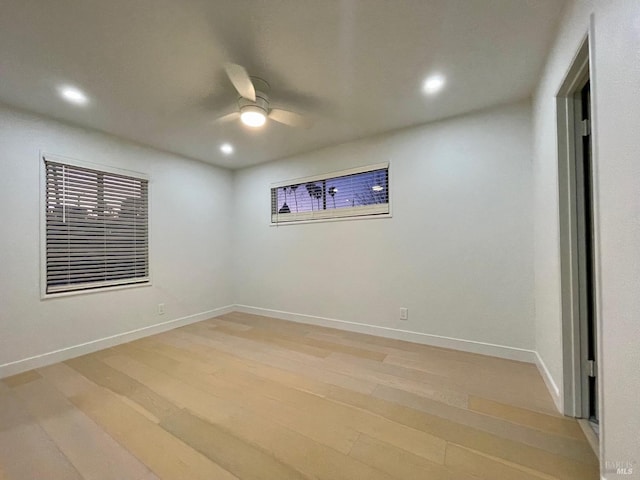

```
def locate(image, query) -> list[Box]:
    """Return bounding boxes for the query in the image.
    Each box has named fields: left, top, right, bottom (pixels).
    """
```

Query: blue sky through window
left=272, top=168, right=388, bottom=215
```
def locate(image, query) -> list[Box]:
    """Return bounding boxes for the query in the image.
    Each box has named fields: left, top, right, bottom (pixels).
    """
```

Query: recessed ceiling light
left=422, top=74, right=446, bottom=95
left=58, top=85, right=89, bottom=106
left=220, top=143, right=234, bottom=155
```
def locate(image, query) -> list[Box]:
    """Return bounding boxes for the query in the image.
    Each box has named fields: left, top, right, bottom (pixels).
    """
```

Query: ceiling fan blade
left=224, top=63, right=256, bottom=101
left=269, top=109, right=312, bottom=128
left=214, top=111, right=240, bottom=124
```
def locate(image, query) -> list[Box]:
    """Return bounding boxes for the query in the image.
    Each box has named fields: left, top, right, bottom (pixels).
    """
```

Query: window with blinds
left=43, top=157, right=149, bottom=294
left=271, top=163, right=390, bottom=224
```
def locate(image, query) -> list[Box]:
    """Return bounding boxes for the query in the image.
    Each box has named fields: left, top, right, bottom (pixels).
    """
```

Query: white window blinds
left=44, top=158, right=149, bottom=294
left=271, top=163, right=389, bottom=223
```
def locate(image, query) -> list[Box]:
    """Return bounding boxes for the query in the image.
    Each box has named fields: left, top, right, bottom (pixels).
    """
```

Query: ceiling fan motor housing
left=239, top=94, right=269, bottom=116
left=239, top=76, right=270, bottom=115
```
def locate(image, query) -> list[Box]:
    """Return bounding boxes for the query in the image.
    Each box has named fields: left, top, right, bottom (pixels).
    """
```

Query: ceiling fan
left=216, top=63, right=312, bottom=129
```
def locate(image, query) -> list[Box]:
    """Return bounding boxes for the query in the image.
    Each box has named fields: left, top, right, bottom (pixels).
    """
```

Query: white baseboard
left=535, top=351, right=563, bottom=413
left=0, top=305, right=234, bottom=379
left=234, top=305, right=537, bottom=364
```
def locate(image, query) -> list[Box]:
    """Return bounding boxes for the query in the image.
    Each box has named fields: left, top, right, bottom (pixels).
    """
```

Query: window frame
left=39, top=153, right=152, bottom=299
left=270, top=162, right=392, bottom=225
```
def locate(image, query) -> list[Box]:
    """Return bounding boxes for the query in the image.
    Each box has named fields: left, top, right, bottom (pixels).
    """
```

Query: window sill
left=41, top=280, right=152, bottom=300
left=270, top=212, right=392, bottom=226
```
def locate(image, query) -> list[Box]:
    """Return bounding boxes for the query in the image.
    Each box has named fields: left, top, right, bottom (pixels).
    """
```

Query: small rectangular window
left=271, top=163, right=389, bottom=224
left=43, top=156, right=149, bottom=295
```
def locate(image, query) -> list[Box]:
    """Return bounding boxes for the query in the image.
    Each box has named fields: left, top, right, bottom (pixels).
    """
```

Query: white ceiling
left=0, top=0, right=565, bottom=169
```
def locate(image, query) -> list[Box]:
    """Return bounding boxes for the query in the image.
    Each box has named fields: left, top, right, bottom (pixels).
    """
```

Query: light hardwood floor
left=0, top=312, right=599, bottom=479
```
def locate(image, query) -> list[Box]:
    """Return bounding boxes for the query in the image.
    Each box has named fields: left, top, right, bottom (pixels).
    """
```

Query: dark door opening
left=577, top=80, right=599, bottom=425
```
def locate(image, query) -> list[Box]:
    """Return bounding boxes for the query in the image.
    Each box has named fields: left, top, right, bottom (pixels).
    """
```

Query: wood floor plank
left=103, top=351, right=362, bottom=455
left=99, top=352, right=398, bottom=480
left=324, top=352, right=470, bottom=409
left=349, top=433, right=481, bottom=480
left=384, top=351, right=543, bottom=380
left=206, top=317, right=253, bottom=332
left=126, top=348, right=447, bottom=465
left=381, top=351, right=542, bottom=390
left=65, top=355, right=179, bottom=422
left=297, top=336, right=387, bottom=361
left=111, top=346, right=447, bottom=465
left=217, top=371, right=448, bottom=465
left=371, top=384, right=595, bottom=462
left=444, top=443, right=557, bottom=480
left=37, top=363, right=100, bottom=397
left=168, top=328, right=378, bottom=394
left=211, top=324, right=333, bottom=358
left=138, top=472, right=161, bottom=480
left=0, top=389, right=83, bottom=480
left=187, top=326, right=457, bottom=406
left=306, top=329, right=546, bottom=390
left=1, top=370, right=42, bottom=388
left=383, top=352, right=557, bottom=414
left=468, top=395, right=585, bottom=439
left=345, top=350, right=553, bottom=415
left=0, top=445, right=82, bottom=480
left=160, top=409, right=309, bottom=480
left=215, top=318, right=387, bottom=361
left=69, top=383, right=240, bottom=480
left=334, top=327, right=519, bottom=368
left=191, top=413, right=400, bottom=480
left=306, top=331, right=396, bottom=354
left=217, top=312, right=320, bottom=336
left=137, top=338, right=335, bottom=397
left=163, top=392, right=400, bottom=480
left=205, top=328, right=462, bottom=410
left=13, top=378, right=153, bottom=480
left=324, top=379, right=599, bottom=479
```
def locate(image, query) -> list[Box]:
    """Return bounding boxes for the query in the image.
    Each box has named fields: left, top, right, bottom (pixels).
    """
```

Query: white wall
left=233, top=101, right=535, bottom=359
left=533, top=0, right=640, bottom=475
left=0, top=104, right=234, bottom=375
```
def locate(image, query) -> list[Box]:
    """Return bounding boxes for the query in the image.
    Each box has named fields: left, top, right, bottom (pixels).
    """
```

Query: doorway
left=557, top=37, right=599, bottom=431
left=575, top=79, right=598, bottom=426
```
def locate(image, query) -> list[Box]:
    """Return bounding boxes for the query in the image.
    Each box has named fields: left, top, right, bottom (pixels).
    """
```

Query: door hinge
left=581, top=119, right=591, bottom=137
left=588, top=360, right=596, bottom=378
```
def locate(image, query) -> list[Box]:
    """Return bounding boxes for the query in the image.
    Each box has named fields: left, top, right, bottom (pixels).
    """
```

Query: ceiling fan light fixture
left=240, top=105, right=267, bottom=128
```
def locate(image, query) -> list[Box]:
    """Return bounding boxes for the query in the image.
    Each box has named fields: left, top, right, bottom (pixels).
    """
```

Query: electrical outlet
left=400, top=307, right=408, bottom=320
left=158, top=303, right=165, bottom=315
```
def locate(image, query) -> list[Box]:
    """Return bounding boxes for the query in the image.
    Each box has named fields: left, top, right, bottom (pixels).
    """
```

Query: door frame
left=556, top=34, right=600, bottom=420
